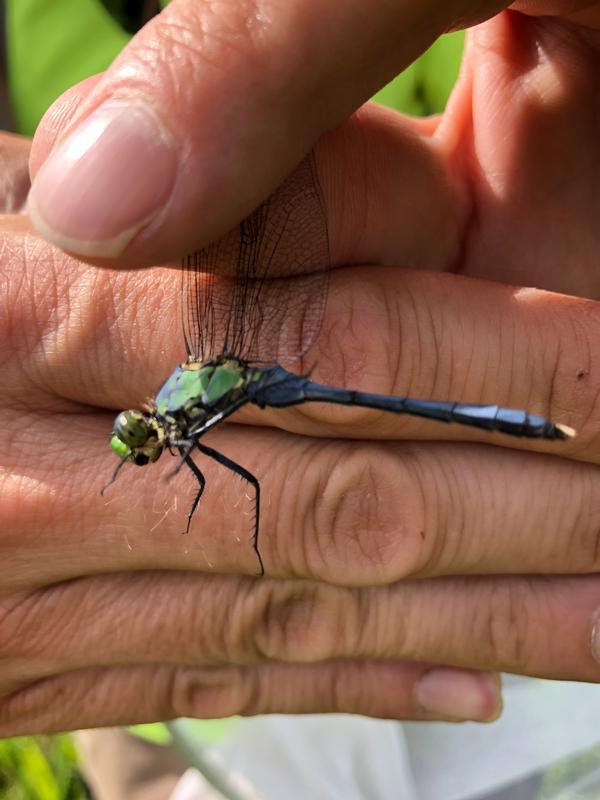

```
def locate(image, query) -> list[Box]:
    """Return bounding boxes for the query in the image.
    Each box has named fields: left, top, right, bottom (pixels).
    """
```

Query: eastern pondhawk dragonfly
left=107, top=154, right=574, bottom=575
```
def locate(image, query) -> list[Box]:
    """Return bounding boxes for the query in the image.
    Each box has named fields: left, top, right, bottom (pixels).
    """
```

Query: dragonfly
left=106, top=154, right=574, bottom=575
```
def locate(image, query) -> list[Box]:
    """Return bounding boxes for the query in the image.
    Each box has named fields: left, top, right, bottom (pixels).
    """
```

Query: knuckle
left=168, top=666, right=205, bottom=718
left=250, top=581, right=350, bottom=662
left=309, top=444, right=428, bottom=583
left=477, top=580, right=537, bottom=671
left=168, top=665, right=242, bottom=718
left=168, top=663, right=270, bottom=719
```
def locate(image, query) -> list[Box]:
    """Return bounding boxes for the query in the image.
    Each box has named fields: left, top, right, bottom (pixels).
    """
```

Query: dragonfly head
left=110, top=410, right=164, bottom=466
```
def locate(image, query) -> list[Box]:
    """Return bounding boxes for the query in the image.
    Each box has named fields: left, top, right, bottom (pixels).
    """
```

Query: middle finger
left=2, top=408, right=599, bottom=587
left=3, top=233, right=599, bottom=455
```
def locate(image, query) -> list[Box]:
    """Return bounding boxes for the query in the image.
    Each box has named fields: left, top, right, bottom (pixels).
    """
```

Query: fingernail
left=589, top=607, right=600, bottom=664
left=29, top=100, right=177, bottom=257
left=415, top=668, right=502, bottom=722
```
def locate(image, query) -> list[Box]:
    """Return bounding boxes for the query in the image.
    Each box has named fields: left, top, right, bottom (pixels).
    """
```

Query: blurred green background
left=2, top=7, right=464, bottom=798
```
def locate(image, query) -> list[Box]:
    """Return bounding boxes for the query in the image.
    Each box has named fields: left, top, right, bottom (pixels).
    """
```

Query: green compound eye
left=110, top=434, right=131, bottom=459
left=113, top=410, right=150, bottom=448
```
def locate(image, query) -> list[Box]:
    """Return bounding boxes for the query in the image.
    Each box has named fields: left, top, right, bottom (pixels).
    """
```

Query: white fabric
left=403, top=676, right=600, bottom=799
left=169, top=768, right=224, bottom=800
left=169, top=678, right=600, bottom=800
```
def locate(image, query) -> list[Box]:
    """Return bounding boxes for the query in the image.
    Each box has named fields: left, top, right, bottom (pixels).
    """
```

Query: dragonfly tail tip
left=556, top=423, right=576, bottom=439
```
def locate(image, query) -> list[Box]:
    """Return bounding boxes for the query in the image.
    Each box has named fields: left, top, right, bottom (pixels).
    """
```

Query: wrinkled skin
left=1, top=0, right=600, bottom=735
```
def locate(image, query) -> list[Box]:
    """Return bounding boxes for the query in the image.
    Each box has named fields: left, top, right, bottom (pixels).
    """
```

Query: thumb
left=28, top=0, right=508, bottom=265
left=510, top=1, right=600, bottom=26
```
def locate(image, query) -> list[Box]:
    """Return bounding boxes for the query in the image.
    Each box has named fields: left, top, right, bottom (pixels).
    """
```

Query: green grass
left=0, top=735, right=88, bottom=799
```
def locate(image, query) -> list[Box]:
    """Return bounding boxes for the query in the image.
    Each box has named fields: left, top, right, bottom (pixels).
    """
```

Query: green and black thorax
left=153, top=357, right=265, bottom=436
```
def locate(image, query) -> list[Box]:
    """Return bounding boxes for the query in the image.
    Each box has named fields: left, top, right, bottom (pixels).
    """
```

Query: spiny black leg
left=182, top=452, right=206, bottom=535
left=167, top=441, right=194, bottom=479
left=195, top=442, right=264, bottom=577
left=100, top=456, right=128, bottom=496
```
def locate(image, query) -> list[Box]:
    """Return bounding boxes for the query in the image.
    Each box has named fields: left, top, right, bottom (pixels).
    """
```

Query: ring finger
left=3, top=570, right=599, bottom=690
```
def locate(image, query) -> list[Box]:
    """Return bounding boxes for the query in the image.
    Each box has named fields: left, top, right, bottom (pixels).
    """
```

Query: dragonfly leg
left=100, top=456, right=128, bottom=496
left=167, top=441, right=196, bottom=480
left=195, top=441, right=264, bottom=577
left=181, top=451, right=206, bottom=535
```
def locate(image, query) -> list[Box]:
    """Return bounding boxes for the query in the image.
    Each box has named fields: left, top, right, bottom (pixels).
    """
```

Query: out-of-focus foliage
left=374, top=31, right=464, bottom=115
left=0, top=736, right=88, bottom=799
left=9, top=1, right=463, bottom=137
left=130, top=717, right=238, bottom=745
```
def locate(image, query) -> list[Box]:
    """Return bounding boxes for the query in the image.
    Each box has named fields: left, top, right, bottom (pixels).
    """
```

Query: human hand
left=3, top=0, right=599, bottom=735
left=0, top=214, right=511, bottom=734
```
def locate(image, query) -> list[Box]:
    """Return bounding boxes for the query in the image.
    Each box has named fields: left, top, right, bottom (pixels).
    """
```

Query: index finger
left=2, top=222, right=596, bottom=458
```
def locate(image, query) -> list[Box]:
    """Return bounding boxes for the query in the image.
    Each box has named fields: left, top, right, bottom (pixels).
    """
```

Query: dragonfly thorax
left=153, top=357, right=261, bottom=437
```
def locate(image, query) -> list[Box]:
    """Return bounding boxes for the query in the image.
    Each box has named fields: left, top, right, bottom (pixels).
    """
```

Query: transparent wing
left=182, top=153, right=330, bottom=366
